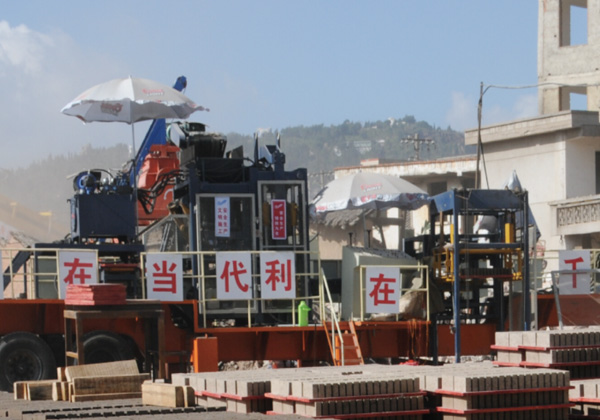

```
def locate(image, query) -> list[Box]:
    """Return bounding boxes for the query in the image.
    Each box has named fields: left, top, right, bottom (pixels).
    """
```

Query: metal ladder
left=333, top=321, right=364, bottom=366
left=320, top=269, right=364, bottom=366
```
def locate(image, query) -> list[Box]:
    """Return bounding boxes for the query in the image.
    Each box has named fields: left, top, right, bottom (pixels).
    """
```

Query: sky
left=0, top=1, right=540, bottom=169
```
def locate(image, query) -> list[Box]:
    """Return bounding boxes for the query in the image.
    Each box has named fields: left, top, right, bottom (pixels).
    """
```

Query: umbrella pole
left=131, top=124, right=139, bottom=237
left=362, top=211, right=370, bottom=248
left=131, top=124, right=136, bottom=158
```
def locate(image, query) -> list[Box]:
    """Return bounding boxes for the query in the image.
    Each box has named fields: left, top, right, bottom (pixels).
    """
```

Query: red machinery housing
left=137, top=144, right=180, bottom=226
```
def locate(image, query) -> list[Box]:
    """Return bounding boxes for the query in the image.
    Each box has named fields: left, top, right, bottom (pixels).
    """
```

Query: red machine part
left=137, top=144, right=180, bottom=226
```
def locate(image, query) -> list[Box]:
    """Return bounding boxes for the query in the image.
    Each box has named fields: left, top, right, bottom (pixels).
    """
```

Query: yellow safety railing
left=319, top=267, right=345, bottom=365
left=140, top=250, right=322, bottom=328
left=0, top=247, right=99, bottom=300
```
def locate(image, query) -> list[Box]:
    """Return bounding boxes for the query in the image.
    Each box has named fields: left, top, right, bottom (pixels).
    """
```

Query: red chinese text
left=220, top=260, right=249, bottom=293
left=151, top=260, right=178, bottom=294
left=368, top=273, right=396, bottom=306
left=63, top=258, right=94, bottom=285
left=264, top=259, right=293, bottom=292
left=564, top=256, right=585, bottom=288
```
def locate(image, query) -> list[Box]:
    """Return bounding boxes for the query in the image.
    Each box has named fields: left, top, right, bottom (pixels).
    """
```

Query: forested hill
left=0, top=115, right=471, bottom=235
left=228, top=115, right=470, bottom=179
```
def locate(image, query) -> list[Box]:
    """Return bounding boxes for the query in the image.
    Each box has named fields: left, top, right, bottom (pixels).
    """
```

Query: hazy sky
left=1, top=1, right=539, bottom=169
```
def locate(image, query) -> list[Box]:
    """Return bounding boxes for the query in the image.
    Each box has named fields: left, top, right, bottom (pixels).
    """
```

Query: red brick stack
left=65, top=284, right=127, bottom=306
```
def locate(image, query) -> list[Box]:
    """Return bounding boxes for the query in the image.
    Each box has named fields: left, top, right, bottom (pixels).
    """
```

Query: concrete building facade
left=465, top=0, right=600, bottom=254
left=538, top=0, right=600, bottom=114
left=465, top=111, right=600, bottom=251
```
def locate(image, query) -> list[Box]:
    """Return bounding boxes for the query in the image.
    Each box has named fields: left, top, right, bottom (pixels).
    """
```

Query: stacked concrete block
left=493, top=331, right=528, bottom=365
left=569, top=378, right=600, bottom=417
left=494, top=328, right=600, bottom=379
left=426, top=365, right=571, bottom=419
left=172, top=370, right=272, bottom=412
left=174, top=362, right=575, bottom=419
left=267, top=365, right=428, bottom=419
left=174, top=365, right=430, bottom=418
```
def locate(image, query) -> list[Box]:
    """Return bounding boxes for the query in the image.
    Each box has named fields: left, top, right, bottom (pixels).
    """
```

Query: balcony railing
left=552, top=195, right=600, bottom=235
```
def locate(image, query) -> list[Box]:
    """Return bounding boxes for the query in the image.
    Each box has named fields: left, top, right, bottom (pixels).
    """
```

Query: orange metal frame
left=0, top=293, right=579, bottom=375
left=192, top=320, right=433, bottom=368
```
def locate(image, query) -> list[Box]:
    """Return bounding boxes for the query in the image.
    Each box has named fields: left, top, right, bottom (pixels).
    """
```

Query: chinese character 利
left=264, top=259, right=293, bottom=292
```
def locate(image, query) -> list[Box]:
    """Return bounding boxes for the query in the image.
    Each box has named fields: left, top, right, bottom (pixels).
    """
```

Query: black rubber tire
left=82, top=331, right=135, bottom=364
left=0, top=332, right=57, bottom=391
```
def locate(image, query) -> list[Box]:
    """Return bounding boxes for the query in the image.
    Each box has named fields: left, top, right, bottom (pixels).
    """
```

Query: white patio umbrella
left=310, top=172, right=430, bottom=216
left=310, top=172, right=430, bottom=248
left=61, top=76, right=208, bottom=154
left=61, top=76, right=208, bottom=229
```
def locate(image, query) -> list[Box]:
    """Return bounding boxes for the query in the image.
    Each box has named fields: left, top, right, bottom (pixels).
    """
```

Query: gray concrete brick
left=495, top=331, right=509, bottom=347
left=441, top=375, right=455, bottom=392
left=509, top=331, right=524, bottom=347
left=290, top=380, right=302, bottom=398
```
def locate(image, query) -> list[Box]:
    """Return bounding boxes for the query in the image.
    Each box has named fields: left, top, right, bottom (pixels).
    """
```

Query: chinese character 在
left=368, top=273, right=397, bottom=306
left=63, top=258, right=94, bottom=285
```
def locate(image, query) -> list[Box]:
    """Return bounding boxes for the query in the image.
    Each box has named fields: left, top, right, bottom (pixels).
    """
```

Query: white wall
left=565, top=137, right=600, bottom=197
left=478, top=132, right=567, bottom=251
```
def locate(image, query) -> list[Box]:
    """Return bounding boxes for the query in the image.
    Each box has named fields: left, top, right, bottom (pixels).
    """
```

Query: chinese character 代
left=220, top=260, right=249, bottom=292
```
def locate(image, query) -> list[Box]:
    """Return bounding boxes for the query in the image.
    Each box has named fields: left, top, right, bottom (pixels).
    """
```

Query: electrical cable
left=476, top=81, right=600, bottom=190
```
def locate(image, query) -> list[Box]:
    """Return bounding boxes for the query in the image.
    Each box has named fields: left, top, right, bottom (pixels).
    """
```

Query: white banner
left=216, top=252, right=252, bottom=300
left=365, top=266, right=400, bottom=314
left=260, top=252, right=296, bottom=299
left=58, top=250, right=98, bottom=299
left=558, top=250, right=591, bottom=295
left=215, top=196, right=230, bottom=238
left=145, top=253, right=184, bottom=301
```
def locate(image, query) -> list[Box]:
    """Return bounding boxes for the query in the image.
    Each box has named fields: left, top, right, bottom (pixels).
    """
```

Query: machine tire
left=82, top=331, right=135, bottom=364
left=0, top=332, right=56, bottom=392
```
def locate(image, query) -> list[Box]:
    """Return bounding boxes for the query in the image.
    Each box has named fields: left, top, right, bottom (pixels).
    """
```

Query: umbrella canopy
left=61, top=76, right=207, bottom=124
left=310, top=172, right=430, bottom=217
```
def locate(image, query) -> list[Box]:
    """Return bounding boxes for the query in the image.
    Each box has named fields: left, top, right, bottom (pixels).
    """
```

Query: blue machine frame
left=428, top=189, right=531, bottom=362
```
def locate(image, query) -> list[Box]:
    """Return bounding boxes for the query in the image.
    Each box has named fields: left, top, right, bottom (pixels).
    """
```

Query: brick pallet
left=570, top=378, right=600, bottom=418
left=267, top=374, right=427, bottom=419
left=422, top=365, right=572, bottom=420
left=14, top=360, right=149, bottom=402
left=173, top=368, right=277, bottom=413
left=174, top=365, right=429, bottom=419
left=174, top=363, right=579, bottom=419
left=493, top=328, right=600, bottom=379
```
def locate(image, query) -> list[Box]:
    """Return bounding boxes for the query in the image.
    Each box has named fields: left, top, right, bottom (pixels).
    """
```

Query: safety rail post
left=359, top=268, right=364, bottom=321
left=198, top=252, right=207, bottom=329
left=320, top=268, right=345, bottom=365
left=141, top=253, right=146, bottom=299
